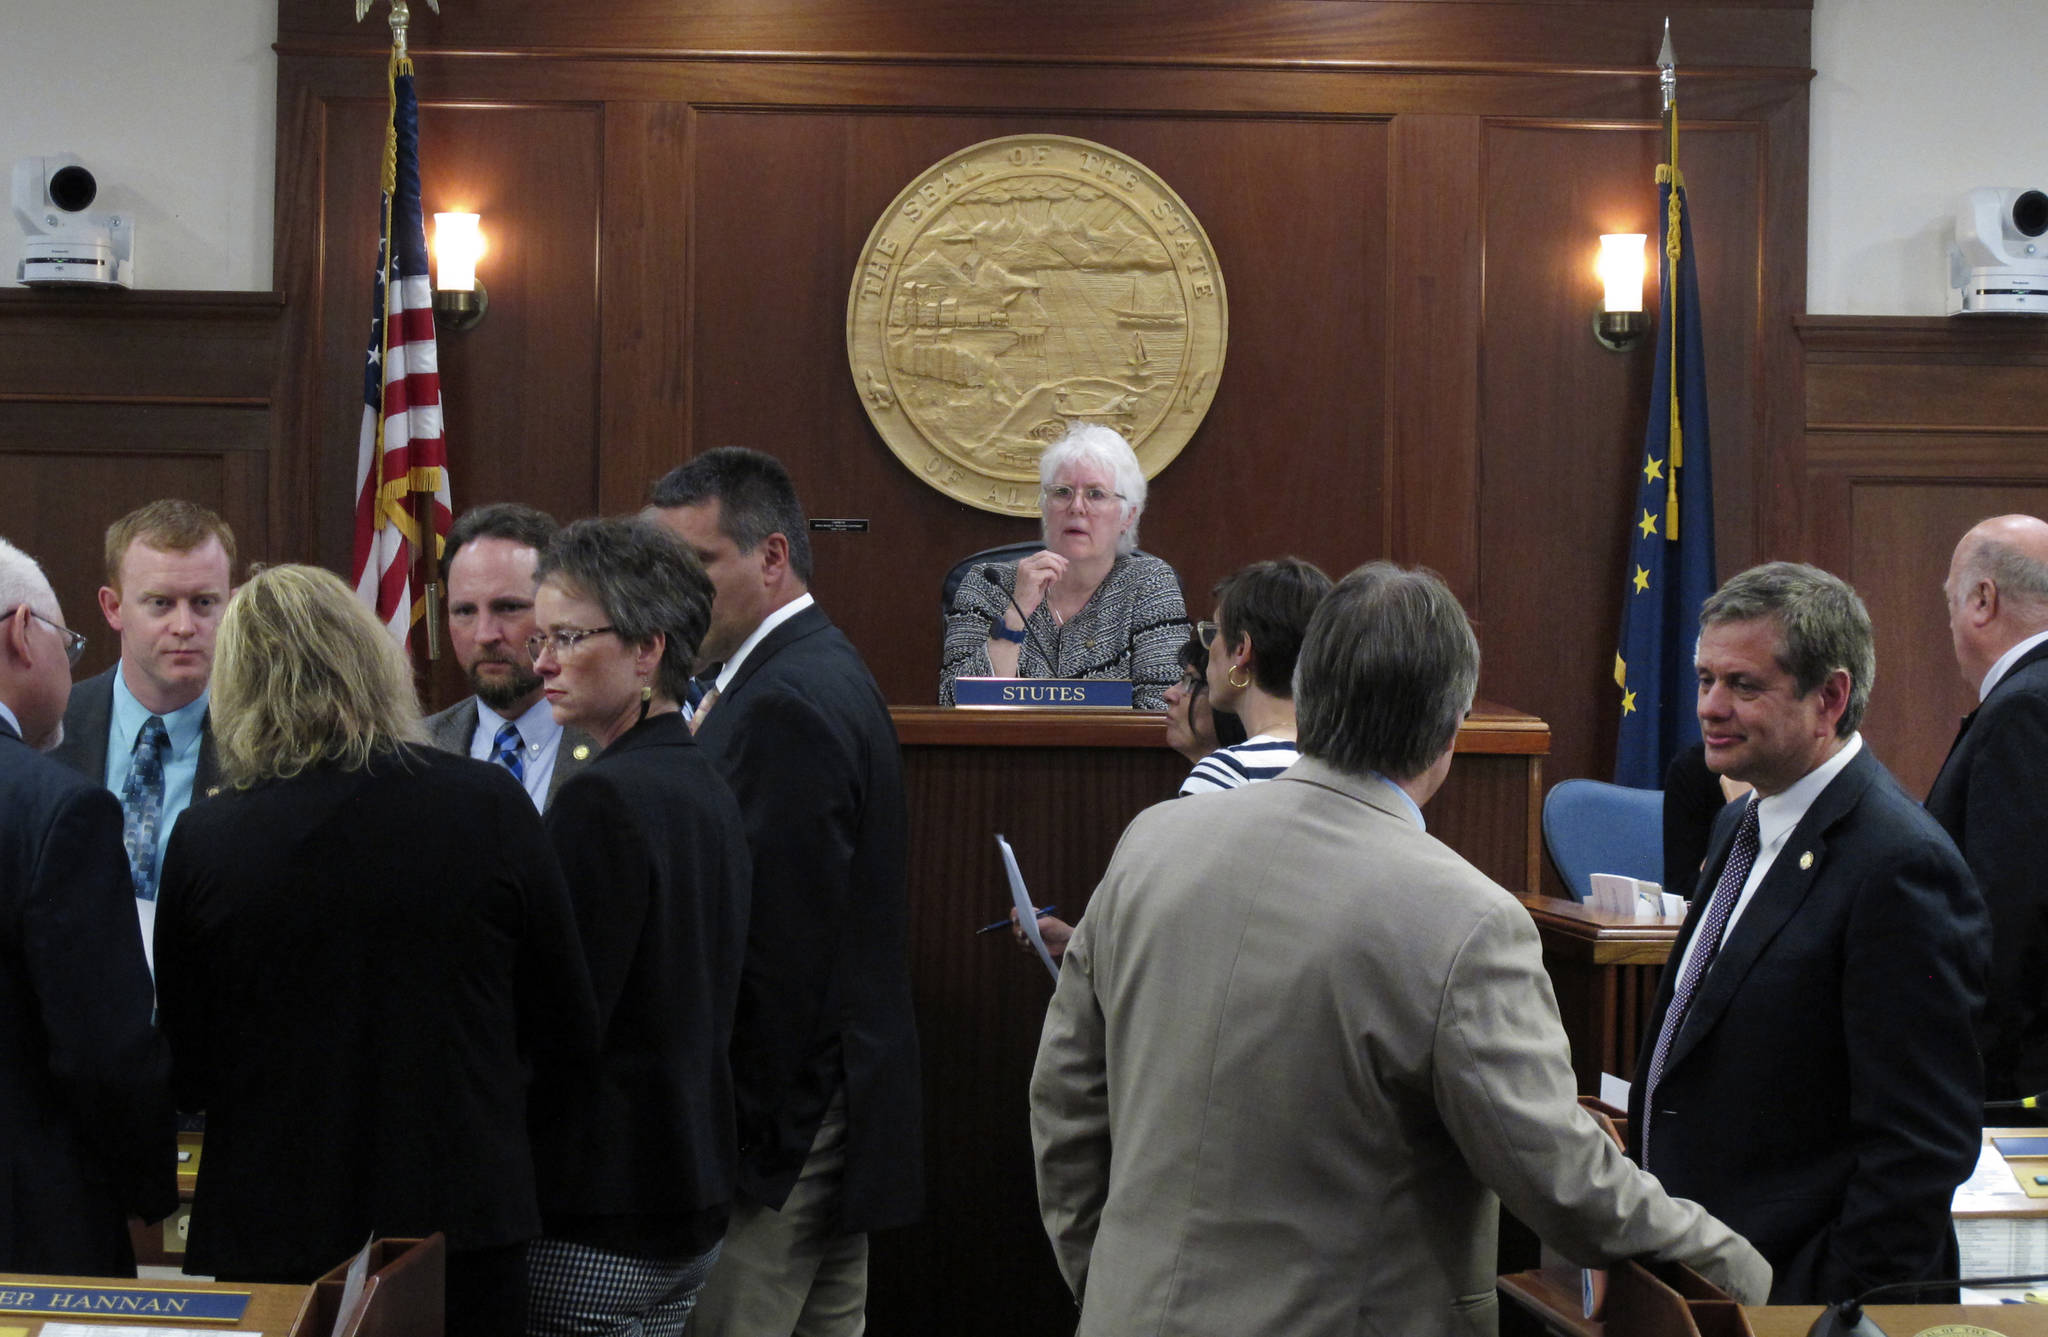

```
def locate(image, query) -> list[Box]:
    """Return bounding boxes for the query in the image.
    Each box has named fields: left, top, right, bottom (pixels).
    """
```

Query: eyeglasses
left=524, top=626, right=617, bottom=661
left=1174, top=669, right=1206, bottom=698
left=1195, top=620, right=1221, bottom=645
left=1042, top=484, right=1125, bottom=512
left=5, top=607, right=87, bottom=666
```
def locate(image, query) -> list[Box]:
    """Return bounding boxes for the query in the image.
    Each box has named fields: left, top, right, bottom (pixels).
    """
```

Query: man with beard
left=426, top=504, right=594, bottom=809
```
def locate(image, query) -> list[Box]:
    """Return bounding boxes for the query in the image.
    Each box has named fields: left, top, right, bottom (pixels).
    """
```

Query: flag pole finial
left=1657, top=17, right=1677, bottom=112
left=353, top=0, right=440, bottom=63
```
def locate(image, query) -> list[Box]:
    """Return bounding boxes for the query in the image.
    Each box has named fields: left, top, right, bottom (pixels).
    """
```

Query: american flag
left=351, top=56, right=450, bottom=645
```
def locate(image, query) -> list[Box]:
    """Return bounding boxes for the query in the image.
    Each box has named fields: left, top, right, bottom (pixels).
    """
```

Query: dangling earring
left=637, top=681, right=653, bottom=724
left=1228, top=665, right=1252, bottom=690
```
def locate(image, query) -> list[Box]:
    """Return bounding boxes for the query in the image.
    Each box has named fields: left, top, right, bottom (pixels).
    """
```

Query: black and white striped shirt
left=1179, top=735, right=1302, bottom=796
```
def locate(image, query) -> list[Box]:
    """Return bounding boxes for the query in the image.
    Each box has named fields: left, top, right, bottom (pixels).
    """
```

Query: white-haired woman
left=939, top=423, right=1188, bottom=709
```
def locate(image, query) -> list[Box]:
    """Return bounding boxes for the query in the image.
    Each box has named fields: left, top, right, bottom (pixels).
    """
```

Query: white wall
left=1809, top=0, right=2048, bottom=314
left=0, top=0, right=2042, bottom=311
left=0, top=0, right=276, bottom=291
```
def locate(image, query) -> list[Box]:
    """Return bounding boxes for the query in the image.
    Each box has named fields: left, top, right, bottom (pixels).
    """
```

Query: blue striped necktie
left=120, top=716, right=170, bottom=901
left=493, top=721, right=526, bottom=782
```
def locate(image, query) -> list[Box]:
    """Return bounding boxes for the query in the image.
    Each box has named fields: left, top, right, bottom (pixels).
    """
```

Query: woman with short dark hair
left=1186, top=557, right=1333, bottom=794
left=523, top=517, right=753, bottom=1337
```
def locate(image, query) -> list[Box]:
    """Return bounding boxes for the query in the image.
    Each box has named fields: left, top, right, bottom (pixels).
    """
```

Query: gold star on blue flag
left=1613, top=158, right=1716, bottom=788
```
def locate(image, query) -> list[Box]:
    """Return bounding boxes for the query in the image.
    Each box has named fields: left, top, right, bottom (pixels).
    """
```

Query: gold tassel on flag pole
left=1658, top=18, right=1684, bottom=542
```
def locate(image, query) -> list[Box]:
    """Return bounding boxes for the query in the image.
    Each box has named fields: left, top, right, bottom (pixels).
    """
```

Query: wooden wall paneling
left=1796, top=316, right=2048, bottom=796
left=598, top=102, right=695, bottom=513
left=1476, top=120, right=1765, bottom=820
left=0, top=290, right=283, bottom=681
left=1386, top=113, right=1483, bottom=601
left=685, top=109, right=1391, bottom=704
left=276, top=0, right=1811, bottom=73
left=1753, top=90, right=1811, bottom=561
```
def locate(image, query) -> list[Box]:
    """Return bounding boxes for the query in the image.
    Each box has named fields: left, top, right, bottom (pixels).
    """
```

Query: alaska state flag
left=1614, top=165, right=1715, bottom=788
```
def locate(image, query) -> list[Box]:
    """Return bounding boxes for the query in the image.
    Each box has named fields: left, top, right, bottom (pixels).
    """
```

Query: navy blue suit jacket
left=1926, top=639, right=2048, bottom=1101
left=0, top=717, right=176, bottom=1275
left=1630, top=744, right=1988, bottom=1304
left=690, top=604, right=924, bottom=1234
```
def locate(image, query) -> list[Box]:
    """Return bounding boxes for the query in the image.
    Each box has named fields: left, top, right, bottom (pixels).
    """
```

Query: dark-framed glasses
left=524, top=626, right=617, bottom=660
left=5, top=606, right=87, bottom=665
left=1042, top=483, right=1125, bottom=512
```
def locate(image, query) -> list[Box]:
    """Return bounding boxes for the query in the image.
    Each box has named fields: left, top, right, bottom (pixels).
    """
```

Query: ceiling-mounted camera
left=1947, top=186, right=2048, bottom=315
left=12, top=154, right=135, bottom=289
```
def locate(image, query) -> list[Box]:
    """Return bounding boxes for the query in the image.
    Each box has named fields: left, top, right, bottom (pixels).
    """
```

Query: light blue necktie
left=493, top=721, right=526, bottom=783
left=121, top=716, right=170, bottom=901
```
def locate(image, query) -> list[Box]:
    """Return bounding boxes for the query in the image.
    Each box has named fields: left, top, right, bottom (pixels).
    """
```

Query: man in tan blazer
left=1030, top=562, right=1769, bottom=1337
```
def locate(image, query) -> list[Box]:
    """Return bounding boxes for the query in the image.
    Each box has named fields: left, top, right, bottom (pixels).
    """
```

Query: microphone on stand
left=1805, top=1273, right=2048, bottom=1336
left=984, top=567, right=1058, bottom=672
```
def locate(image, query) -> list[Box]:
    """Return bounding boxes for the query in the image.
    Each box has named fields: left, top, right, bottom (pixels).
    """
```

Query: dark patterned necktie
left=121, top=716, right=170, bottom=902
left=1639, top=798, right=1762, bottom=1169
left=493, top=721, right=526, bottom=782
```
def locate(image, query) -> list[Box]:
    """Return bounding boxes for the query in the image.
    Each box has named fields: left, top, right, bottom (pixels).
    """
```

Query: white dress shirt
left=1981, top=627, right=2048, bottom=701
left=1669, top=732, right=1864, bottom=983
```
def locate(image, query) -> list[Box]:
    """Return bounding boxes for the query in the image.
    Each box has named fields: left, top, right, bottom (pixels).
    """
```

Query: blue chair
left=1541, top=778, right=1664, bottom=903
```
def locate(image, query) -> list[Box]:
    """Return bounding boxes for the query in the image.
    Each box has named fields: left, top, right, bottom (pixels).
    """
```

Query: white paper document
left=996, top=834, right=1059, bottom=982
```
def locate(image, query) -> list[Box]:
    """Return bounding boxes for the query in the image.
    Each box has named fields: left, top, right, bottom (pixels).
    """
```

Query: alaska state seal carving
left=847, top=135, right=1227, bottom=516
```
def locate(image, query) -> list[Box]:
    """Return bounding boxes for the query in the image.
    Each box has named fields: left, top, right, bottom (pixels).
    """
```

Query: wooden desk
left=873, top=701, right=1548, bottom=1337
left=1517, top=895, right=1684, bottom=1095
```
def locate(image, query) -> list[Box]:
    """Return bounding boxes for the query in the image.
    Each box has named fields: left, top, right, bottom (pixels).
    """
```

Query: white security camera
left=1947, top=187, right=2048, bottom=315
left=12, top=154, right=135, bottom=288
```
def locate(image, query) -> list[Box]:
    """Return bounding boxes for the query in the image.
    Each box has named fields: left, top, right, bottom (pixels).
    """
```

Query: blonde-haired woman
left=153, top=564, right=596, bottom=1337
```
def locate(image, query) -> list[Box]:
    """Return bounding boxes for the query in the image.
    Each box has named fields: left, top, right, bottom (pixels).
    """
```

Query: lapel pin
left=1798, top=851, right=1814, bottom=871
left=572, top=744, right=591, bottom=761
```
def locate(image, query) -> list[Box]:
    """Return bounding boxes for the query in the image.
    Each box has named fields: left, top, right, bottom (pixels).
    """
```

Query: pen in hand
left=977, top=905, right=1057, bottom=935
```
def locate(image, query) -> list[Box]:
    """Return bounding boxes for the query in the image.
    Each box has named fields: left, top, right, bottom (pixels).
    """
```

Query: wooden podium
left=2, top=1235, right=443, bottom=1336
left=1516, top=894, right=1684, bottom=1095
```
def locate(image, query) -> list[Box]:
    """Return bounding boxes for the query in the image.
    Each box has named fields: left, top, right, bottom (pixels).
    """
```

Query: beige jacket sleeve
left=1432, top=897, right=1773, bottom=1304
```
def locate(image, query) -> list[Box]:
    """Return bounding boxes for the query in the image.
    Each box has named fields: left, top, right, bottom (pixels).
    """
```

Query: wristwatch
left=990, top=618, right=1028, bottom=644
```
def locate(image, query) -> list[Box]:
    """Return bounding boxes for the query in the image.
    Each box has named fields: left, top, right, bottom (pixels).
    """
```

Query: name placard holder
left=953, top=678, right=1134, bottom=709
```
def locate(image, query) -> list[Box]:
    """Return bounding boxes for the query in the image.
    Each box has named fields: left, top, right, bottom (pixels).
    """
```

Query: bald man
left=1929, top=514, right=2048, bottom=1104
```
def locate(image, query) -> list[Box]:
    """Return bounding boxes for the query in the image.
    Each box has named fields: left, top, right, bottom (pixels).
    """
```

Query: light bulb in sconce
left=1594, top=233, right=1648, bottom=351
left=432, top=212, right=488, bottom=331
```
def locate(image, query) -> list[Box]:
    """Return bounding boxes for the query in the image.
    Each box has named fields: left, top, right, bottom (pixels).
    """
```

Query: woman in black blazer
left=153, top=564, right=598, bottom=1337
left=522, top=517, right=752, bottom=1337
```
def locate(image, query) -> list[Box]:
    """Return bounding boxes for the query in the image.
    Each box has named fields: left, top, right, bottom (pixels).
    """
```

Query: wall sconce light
left=432, top=212, right=488, bottom=333
left=1593, top=232, right=1648, bottom=351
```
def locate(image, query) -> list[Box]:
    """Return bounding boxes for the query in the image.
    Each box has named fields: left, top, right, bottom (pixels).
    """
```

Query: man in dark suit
left=52, top=500, right=233, bottom=968
left=649, top=448, right=922, bottom=1337
left=423, top=503, right=594, bottom=809
left=1930, top=513, right=2048, bottom=1105
left=1631, top=561, right=1988, bottom=1304
left=0, top=535, right=177, bottom=1276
